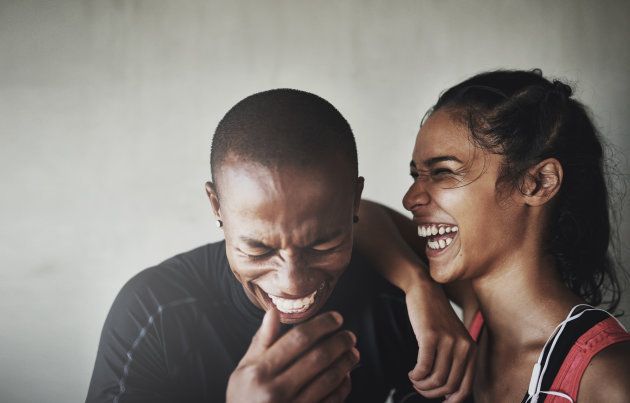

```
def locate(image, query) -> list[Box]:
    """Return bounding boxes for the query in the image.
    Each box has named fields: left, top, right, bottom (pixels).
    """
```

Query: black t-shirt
left=86, top=241, right=433, bottom=403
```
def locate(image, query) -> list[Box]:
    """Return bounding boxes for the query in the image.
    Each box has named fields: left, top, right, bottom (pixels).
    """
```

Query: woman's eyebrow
left=410, top=156, right=462, bottom=169
left=423, top=156, right=463, bottom=166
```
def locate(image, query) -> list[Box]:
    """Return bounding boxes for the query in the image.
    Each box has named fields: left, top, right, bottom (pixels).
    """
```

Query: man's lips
left=259, top=281, right=326, bottom=315
left=269, top=289, right=318, bottom=313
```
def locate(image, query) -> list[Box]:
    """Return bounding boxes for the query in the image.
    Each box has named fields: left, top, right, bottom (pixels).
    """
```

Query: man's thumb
left=245, top=308, right=281, bottom=357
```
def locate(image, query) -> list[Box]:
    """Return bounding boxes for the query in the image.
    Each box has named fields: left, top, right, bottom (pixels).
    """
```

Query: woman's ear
left=205, top=181, right=221, bottom=218
left=520, top=158, right=563, bottom=207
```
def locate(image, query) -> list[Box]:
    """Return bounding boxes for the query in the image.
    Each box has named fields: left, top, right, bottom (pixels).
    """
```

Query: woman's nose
left=403, top=180, right=431, bottom=212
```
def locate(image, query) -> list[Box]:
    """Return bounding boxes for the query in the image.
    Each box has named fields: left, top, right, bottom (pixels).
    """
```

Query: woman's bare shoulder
left=578, top=340, right=630, bottom=402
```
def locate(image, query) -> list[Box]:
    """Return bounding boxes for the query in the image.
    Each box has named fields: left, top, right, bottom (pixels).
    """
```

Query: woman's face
left=403, top=109, right=527, bottom=284
left=212, top=155, right=361, bottom=324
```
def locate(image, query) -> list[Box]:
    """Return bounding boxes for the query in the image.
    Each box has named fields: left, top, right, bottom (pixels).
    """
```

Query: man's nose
left=275, top=250, right=314, bottom=294
left=403, top=179, right=431, bottom=212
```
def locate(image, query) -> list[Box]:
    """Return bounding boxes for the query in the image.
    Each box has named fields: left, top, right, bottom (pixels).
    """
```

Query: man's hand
left=405, top=283, right=476, bottom=402
left=226, top=309, right=360, bottom=403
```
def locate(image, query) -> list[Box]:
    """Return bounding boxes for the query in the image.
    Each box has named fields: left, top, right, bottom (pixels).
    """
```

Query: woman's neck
left=471, top=250, right=583, bottom=350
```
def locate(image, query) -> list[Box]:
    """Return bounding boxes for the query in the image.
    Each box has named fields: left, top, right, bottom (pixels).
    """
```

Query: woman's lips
left=417, top=223, right=459, bottom=254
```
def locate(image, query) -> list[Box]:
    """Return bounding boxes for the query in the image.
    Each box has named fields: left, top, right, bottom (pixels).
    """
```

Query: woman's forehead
left=414, top=110, right=473, bottom=164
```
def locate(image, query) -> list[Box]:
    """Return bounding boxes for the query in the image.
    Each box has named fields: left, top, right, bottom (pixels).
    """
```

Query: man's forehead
left=218, top=160, right=351, bottom=216
left=217, top=157, right=353, bottom=198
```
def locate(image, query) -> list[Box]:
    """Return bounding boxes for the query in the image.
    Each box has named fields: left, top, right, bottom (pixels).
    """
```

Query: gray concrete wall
left=1, top=1, right=628, bottom=401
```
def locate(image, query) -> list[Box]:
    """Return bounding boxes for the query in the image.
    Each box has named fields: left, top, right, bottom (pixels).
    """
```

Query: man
left=86, top=89, right=469, bottom=402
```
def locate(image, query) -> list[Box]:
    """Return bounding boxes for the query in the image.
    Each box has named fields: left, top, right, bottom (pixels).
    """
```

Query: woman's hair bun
left=551, top=80, right=573, bottom=98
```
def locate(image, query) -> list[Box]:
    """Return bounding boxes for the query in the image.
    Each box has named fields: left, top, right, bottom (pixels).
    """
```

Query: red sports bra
left=468, top=306, right=630, bottom=402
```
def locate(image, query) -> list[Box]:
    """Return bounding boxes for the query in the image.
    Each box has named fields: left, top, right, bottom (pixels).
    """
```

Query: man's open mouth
left=257, top=281, right=328, bottom=318
left=268, top=289, right=318, bottom=314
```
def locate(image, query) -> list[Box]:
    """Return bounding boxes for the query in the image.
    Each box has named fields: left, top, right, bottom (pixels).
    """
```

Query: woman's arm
left=578, top=341, right=630, bottom=402
left=354, top=199, right=477, bottom=402
left=354, top=200, right=478, bottom=315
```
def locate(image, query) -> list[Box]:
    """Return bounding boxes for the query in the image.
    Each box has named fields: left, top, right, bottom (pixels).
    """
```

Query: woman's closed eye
left=431, top=167, right=454, bottom=177
left=410, top=168, right=454, bottom=180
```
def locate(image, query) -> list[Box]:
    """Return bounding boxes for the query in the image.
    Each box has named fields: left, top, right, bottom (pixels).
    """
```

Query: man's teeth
left=417, top=224, right=458, bottom=238
left=269, top=290, right=317, bottom=314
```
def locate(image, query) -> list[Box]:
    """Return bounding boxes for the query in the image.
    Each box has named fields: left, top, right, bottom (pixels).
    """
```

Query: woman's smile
left=417, top=223, right=459, bottom=255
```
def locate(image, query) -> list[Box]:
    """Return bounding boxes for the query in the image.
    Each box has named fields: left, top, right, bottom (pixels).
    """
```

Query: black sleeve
left=85, top=269, right=192, bottom=403
left=335, top=251, right=439, bottom=403
left=376, top=293, right=442, bottom=403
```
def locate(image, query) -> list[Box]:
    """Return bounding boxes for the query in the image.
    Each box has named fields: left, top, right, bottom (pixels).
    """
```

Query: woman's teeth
left=427, top=237, right=453, bottom=250
left=269, top=289, right=317, bottom=314
left=417, top=224, right=458, bottom=238
left=417, top=224, right=457, bottom=251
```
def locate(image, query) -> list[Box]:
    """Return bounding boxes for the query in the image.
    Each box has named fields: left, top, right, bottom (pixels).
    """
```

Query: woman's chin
left=429, top=264, right=460, bottom=284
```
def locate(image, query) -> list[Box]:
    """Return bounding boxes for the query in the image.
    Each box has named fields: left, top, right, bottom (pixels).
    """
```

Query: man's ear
left=204, top=181, right=221, bottom=218
left=353, top=176, right=365, bottom=216
left=520, top=158, right=563, bottom=207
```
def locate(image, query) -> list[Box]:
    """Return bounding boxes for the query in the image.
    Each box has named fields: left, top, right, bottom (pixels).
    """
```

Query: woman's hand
left=404, top=282, right=476, bottom=402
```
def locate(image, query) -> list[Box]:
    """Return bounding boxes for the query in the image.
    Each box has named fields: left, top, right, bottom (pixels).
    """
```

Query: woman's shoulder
left=579, top=339, right=630, bottom=402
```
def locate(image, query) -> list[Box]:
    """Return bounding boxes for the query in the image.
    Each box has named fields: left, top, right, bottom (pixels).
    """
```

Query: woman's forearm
left=355, top=199, right=475, bottom=311
left=354, top=199, right=430, bottom=292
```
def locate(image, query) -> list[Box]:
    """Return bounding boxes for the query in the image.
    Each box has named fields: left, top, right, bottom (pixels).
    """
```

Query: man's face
left=209, top=155, right=362, bottom=324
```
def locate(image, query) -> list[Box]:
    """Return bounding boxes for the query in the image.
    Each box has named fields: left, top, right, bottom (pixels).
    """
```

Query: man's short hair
left=210, top=89, right=358, bottom=187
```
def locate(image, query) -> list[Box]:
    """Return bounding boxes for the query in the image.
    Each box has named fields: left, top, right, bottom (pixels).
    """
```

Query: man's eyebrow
left=238, top=236, right=270, bottom=248
left=310, top=229, right=344, bottom=246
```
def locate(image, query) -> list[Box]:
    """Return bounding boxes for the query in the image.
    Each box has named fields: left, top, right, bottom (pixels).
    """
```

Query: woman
left=360, top=69, right=630, bottom=402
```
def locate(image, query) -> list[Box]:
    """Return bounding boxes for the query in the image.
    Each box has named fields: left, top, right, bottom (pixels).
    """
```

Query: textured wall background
left=1, top=1, right=629, bottom=402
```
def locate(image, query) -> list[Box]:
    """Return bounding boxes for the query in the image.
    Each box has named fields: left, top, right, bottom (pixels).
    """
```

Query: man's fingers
left=411, top=338, right=454, bottom=394
left=277, top=330, right=358, bottom=401
left=296, top=348, right=359, bottom=402
left=314, top=371, right=353, bottom=403
left=409, top=331, right=438, bottom=380
left=243, top=308, right=281, bottom=359
left=262, top=311, right=344, bottom=372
